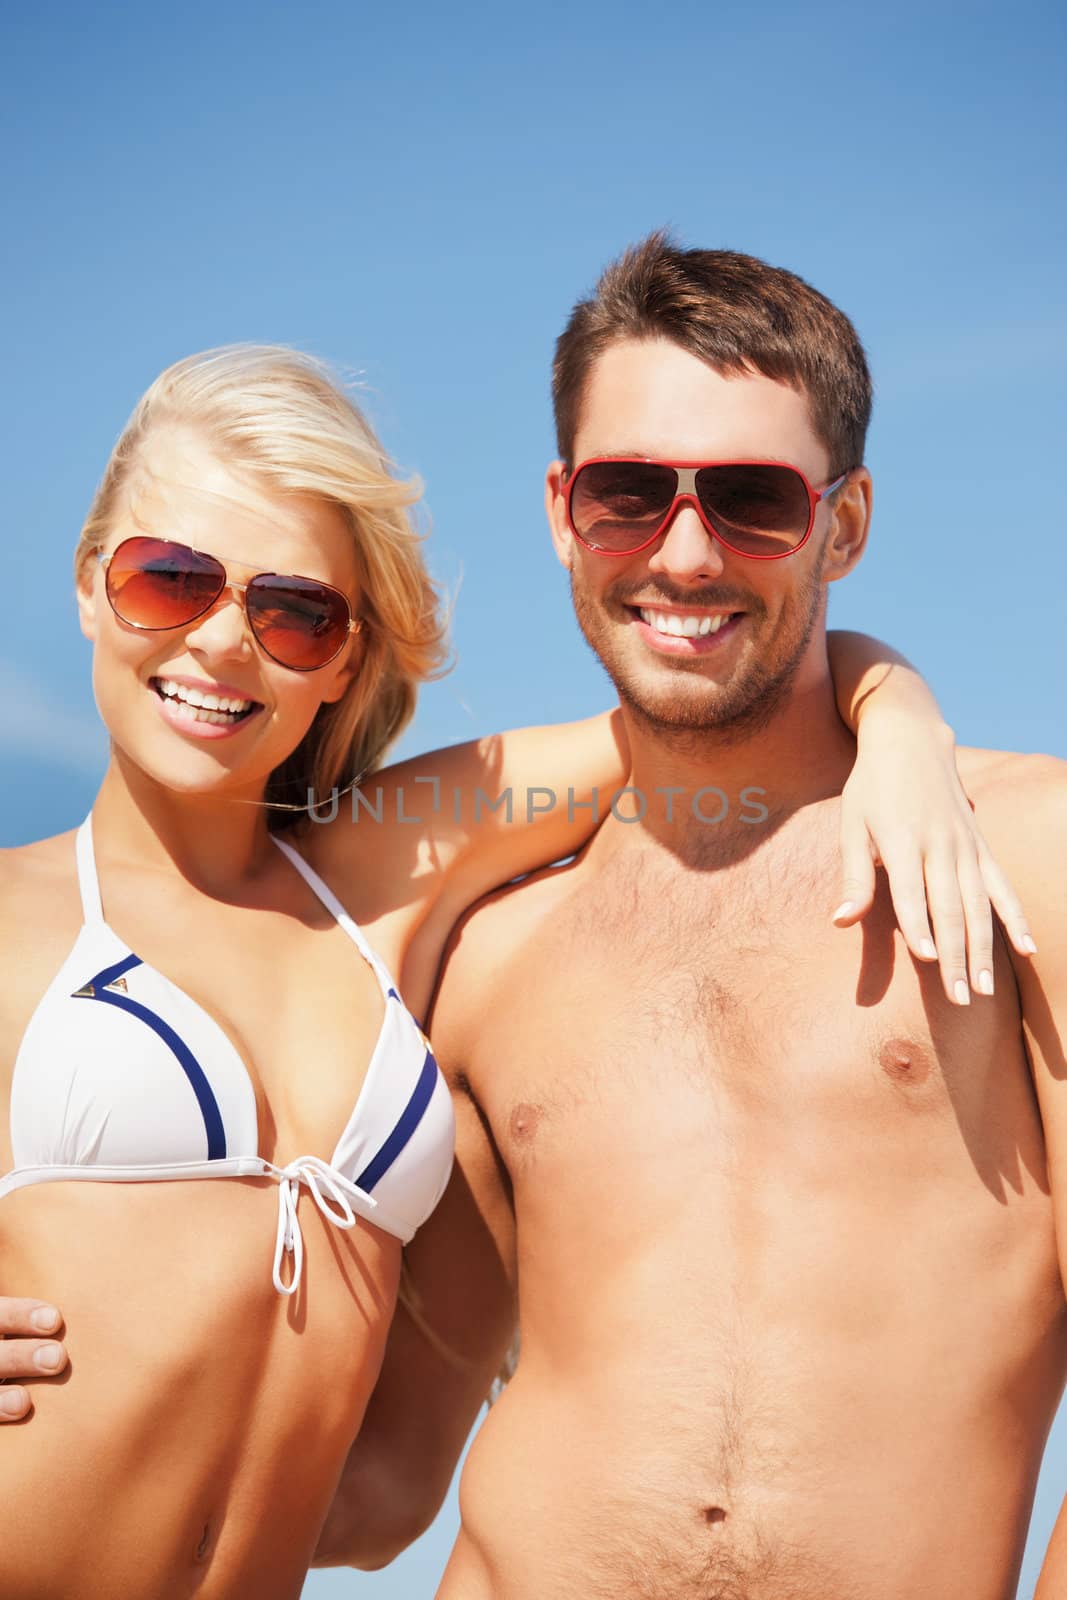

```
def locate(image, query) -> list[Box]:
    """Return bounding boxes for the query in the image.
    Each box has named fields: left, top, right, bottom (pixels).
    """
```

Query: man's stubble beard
left=569, top=561, right=827, bottom=753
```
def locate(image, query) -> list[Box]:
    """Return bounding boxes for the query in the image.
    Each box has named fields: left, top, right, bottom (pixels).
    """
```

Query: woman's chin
left=107, top=735, right=284, bottom=808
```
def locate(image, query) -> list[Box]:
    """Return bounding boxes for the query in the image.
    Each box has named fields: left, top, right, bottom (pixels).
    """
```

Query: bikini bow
left=272, top=1155, right=378, bottom=1296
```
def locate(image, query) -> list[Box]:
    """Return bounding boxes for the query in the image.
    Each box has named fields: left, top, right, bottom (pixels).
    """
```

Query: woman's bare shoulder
left=1, top=829, right=79, bottom=879
left=0, top=832, right=81, bottom=931
left=0, top=833, right=84, bottom=1120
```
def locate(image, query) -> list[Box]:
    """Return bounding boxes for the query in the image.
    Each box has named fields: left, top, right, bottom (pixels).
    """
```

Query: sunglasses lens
left=105, top=537, right=224, bottom=628
left=569, top=462, right=679, bottom=552
left=246, top=575, right=352, bottom=670
left=695, top=465, right=812, bottom=557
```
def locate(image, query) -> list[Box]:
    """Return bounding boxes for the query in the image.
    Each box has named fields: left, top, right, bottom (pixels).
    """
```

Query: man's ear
left=822, top=468, right=872, bottom=584
left=76, top=555, right=99, bottom=642
left=545, top=461, right=574, bottom=571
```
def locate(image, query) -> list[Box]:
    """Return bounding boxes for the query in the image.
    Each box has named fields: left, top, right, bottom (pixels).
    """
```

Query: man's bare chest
left=465, top=862, right=1041, bottom=1207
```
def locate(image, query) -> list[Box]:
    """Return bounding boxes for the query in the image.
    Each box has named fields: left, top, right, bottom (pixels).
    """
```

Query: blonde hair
left=75, top=345, right=449, bottom=829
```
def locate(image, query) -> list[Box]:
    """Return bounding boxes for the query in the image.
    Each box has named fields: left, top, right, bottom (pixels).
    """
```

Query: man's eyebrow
left=578, top=448, right=658, bottom=461
left=579, top=450, right=788, bottom=463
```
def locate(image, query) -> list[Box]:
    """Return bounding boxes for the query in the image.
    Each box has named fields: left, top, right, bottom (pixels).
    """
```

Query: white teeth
left=639, top=609, right=731, bottom=638
left=155, top=679, right=255, bottom=724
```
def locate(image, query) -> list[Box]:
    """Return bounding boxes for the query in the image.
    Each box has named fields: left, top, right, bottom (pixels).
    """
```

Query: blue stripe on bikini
left=75, top=954, right=227, bottom=1161
left=356, top=1048, right=438, bottom=1192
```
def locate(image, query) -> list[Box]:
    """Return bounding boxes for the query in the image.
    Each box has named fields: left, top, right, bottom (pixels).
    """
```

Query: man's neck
left=601, top=670, right=855, bottom=869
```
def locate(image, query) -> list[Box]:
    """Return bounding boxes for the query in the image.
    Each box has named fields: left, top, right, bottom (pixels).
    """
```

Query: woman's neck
left=91, top=757, right=280, bottom=900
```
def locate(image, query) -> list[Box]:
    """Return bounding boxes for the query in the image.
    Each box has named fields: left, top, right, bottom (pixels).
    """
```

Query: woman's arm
left=827, top=630, right=1033, bottom=1003
left=316, top=708, right=629, bottom=927
left=318, top=634, right=1030, bottom=1006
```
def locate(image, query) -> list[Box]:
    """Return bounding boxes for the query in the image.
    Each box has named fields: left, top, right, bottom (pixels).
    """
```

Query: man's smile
left=625, top=603, right=748, bottom=656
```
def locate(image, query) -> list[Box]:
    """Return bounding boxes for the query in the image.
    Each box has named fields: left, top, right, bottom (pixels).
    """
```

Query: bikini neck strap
left=75, top=815, right=105, bottom=925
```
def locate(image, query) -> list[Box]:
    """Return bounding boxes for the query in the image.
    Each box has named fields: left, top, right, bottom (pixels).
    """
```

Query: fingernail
left=953, top=979, right=971, bottom=1006
left=30, top=1307, right=59, bottom=1333
left=977, top=970, right=995, bottom=996
left=1022, top=935, right=1038, bottom=956
left=832, top=902, right=854, bottom=924
left=34, top=1343, right=63, bottom=1372
left=0, top=1387, right=26, bottom=1415
left=920, top=939, right=937, bottom=961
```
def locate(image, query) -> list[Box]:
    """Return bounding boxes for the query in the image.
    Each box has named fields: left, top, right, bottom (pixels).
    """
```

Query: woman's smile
left=149, top=673, right=264, bottom=738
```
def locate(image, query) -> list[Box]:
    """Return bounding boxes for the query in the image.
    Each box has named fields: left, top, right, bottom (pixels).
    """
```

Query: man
left=316, top=236, right=1067, bottom=1595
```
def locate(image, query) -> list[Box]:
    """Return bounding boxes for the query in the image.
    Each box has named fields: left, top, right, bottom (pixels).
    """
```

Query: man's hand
left=0, top=1299, right=67, bottom=1418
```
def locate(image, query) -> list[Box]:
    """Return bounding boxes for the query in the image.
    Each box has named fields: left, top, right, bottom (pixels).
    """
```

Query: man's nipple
left=879, top=1036, right=933, bottom=1086
left=509, top=1102, right=544, bottom=1143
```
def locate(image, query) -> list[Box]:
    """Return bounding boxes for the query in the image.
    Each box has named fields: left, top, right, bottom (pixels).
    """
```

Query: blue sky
left=4, top=2, right=1065, bottom=1594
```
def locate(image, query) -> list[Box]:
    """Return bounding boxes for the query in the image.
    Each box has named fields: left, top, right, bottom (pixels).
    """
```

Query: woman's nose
left=182, top=585, right=254, bottom=659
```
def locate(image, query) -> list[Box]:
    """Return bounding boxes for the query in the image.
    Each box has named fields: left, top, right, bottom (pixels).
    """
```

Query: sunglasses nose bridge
left=670, top=469, right=721, bottom=542
left=196, top=575, right=250, bottom=622
left=659, top=487, right=720, bottom=543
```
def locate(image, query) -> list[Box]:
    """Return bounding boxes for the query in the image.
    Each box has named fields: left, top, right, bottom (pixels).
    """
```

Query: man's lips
left=627, top=603, right=746, bottom=654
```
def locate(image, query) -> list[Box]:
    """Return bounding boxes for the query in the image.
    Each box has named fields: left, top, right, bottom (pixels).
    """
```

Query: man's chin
left=619, top=683, right=755, bottom=736
left=573, top=570, right=825, bottom=744
left=605, top=650, right=800, bottom=743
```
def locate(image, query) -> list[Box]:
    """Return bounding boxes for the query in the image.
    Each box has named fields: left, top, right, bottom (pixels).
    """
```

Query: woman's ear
left=317, top=627, right=364, bottom=705
left=76, top=554, right=100, bottom=642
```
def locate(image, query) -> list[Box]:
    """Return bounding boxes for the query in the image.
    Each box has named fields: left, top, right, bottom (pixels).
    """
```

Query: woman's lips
left=150, top=677, right=263, bottom=740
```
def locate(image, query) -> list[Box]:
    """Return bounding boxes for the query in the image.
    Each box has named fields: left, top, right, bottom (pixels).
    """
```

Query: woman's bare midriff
left=0, top=1176, right=400, bottom=1600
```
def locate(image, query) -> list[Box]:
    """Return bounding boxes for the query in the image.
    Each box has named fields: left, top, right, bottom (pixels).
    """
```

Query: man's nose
left=645, top=500, right=726, bottom=585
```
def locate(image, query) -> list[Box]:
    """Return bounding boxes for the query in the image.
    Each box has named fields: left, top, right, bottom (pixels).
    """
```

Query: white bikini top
left=0, top=817, right=455, bottom=1295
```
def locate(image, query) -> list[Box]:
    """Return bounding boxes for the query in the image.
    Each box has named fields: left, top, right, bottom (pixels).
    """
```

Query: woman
left=0, top=347, right=1029, bottom=1598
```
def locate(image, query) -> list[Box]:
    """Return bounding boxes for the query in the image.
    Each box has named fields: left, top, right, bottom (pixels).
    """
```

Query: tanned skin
left=3, top=422, right=1003, bottom=1596
left=417, top=748, right=1064, bottom=1600
left=0, top=434, right=634, bottom=1600
left=318, top=342, right=1066, bottom=1598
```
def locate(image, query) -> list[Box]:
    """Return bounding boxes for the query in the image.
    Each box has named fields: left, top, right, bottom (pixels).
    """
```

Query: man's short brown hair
left=552, top=231, right=872, bottom=477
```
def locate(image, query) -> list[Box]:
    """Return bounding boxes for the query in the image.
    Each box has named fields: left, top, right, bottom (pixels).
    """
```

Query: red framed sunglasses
left=563, top=458, right=848, bottom=559
left=99, top=535, right=362, bottom=672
